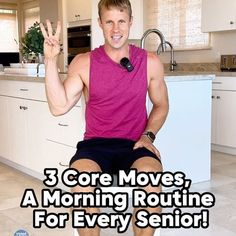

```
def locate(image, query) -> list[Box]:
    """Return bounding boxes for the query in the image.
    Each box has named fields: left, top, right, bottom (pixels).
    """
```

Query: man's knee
left=131, top=156, right=163, bottom=173
left=70, top=159, right=102, bottom=193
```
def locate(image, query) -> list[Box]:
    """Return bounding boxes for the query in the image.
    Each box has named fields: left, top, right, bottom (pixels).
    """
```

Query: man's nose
left=112, top=22, right=120, bottom=32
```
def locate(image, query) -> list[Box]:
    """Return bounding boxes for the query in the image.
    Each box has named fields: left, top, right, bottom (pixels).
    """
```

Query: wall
left=142, top=0, right=236, bottom=64
left=159, top=31, right=236, bottom=64
left=39, top=0, right=58, bottom=24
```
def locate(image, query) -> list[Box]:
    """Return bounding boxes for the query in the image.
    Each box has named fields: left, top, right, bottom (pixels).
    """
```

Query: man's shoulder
left=69, top=52, right=91, bottom=71
left=147, top=51, right=163, bottom=67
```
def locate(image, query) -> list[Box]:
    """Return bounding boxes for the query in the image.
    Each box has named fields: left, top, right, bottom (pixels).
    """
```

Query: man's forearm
left=145, top=104, right=169, bottom=135
left=45, top=58, right=68, bottom=115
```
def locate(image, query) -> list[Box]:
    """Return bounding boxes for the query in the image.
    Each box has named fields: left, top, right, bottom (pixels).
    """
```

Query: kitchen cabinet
left=44, top=101, right=85, bottom=178
left=211, top=77, right=236, bottom=149
left=0, top=78, right=85, bottom=182
left=0, top=96, right=11, bottom=159
left=66, top=0, right=92, bottom=23
left=8, top=98, right=28, bottom=165
left=202, top=0, right=236, bottom=32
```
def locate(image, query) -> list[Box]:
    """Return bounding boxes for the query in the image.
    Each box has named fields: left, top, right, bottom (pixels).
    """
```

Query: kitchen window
left=0, top=8, right=19, bottom=52
left=145, top=0, right=210, bottom=51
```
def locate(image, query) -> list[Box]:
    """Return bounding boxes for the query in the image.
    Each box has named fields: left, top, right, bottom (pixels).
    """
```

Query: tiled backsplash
left=164, top=63, right=221, bottom=72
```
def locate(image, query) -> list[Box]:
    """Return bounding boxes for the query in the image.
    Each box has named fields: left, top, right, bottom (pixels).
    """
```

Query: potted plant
left=20, top=22, right=44, bottom=63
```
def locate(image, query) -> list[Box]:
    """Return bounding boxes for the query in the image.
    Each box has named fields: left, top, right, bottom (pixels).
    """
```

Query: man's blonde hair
left=98, top=0, right=132, bottom=20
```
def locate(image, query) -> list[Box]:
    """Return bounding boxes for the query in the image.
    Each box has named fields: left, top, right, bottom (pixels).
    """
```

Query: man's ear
left=129, top=16, right=133, bottom=27
left=98, top=17, right=102, bottom=29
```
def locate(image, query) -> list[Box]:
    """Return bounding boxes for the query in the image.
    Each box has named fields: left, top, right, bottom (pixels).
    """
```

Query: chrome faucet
left=36, top=63, right=43, bottom=76
left=157, top=41, right=177, bottom=71
left=140, top=29, right=166, bottom=52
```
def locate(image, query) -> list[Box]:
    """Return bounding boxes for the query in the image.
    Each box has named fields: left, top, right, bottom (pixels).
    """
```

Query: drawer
left=0, top=80, right=10, bottom=95
left=0, top=80, right=83, bottom=105
left=0, top=80, right=47, bottom=101
left=213, top=76, right=236, bottom=90
left=46, top=105, right=85, bottom=147
left=8, top=81, right=47, bottom=101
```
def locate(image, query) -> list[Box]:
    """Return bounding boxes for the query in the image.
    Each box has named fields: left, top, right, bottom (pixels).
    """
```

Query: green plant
left=21, top=22, right=44, bottom=57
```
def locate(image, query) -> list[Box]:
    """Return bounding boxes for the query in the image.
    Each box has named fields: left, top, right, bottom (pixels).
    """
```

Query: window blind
left=144, top=0, right=210, bottom=51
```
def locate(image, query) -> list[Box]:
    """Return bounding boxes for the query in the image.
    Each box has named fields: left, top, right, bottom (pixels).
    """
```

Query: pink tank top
left=84, top=44, right=148, bottom=141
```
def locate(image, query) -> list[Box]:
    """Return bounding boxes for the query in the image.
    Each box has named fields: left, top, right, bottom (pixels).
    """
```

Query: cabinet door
left=211, top=91, right=218, bottom=144
left=46, top=105, right=85, bottom=148
left=217, top=91, right=236, bottom=147
left=67, top=0, right=92, bottom=22
left=202, top=0, right=236, bottom=32
left=0, top=96, right=11, bottom=159
left=25, top=100, right=51, bottom=171
left=8, top=98, right=28, bottom=165
left=43, top=140, right=76, bottom=182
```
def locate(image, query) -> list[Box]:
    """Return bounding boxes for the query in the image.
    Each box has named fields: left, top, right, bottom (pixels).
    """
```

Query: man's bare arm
left=40, top=20, right=84, bottom=116
left=134, top=52, right=169, bottom=156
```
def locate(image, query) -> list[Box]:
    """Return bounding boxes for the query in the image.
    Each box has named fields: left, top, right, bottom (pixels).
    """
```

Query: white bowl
left=10, top=63, right=22, bottom=68
left=22, top=63, right=38, bottom=69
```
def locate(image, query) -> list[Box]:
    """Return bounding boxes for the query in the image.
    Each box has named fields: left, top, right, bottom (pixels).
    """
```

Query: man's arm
left=40, top=20, right=84, bottom=116
left=134, top=52, right=169, bottom=156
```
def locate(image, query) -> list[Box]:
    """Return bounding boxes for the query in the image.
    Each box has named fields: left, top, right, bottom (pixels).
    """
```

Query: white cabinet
left=44, top=102, right=85, bottom=178
left=0, top=78, right=85, bottom=180
left=8, top=98, right=28, bottom=165
left=202, top=0, right=236, bottom=32
left=0, top=96, right=11, bottom=159
left=211, top=77, right=236, bottom=148
left=66, top=0, right=92, bottom=22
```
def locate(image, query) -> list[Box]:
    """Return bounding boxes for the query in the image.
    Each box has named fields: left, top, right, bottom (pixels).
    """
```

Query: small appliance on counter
left=220, top=54, right=236, bottom=71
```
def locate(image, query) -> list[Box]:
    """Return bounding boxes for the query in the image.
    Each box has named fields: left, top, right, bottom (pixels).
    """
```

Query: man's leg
left=71, top=159, right=102, bottom=236
left=131, top=156, right=163, bottom=236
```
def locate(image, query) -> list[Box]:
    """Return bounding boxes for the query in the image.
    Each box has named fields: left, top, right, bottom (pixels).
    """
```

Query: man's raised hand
left=40, top=20, right=61, bottom=60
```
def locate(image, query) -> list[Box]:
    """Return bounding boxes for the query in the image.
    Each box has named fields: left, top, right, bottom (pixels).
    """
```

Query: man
left=40, top=0, right=169, bottom=235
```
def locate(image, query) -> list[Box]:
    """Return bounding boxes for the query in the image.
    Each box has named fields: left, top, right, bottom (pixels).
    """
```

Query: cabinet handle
left=19, top=106, right=28, bottom=110
left=58, top=123, right=69, bottom=127
left=20, top=88, right=29, bottom=91
left=211, top=95, right=215, bottom=99
left=59, top=162, right=69, bottom=167
left=216, top=96, right=221, bottom=99
left=230, top=21, right=234, bottom=25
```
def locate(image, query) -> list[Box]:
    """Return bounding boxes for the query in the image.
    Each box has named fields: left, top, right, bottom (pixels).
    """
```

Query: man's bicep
left=63, top=74, right=84, bottom=108
left=148, top=76, right=168, bottom=108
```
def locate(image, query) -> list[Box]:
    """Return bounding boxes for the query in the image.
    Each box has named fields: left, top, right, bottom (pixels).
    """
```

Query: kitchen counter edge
left=0, top=73, right=215, bottom=83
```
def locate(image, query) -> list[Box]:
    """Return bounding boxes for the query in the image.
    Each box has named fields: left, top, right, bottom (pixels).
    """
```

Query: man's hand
left=133, top=135, right=161, bottom=158
left=39, top=20, right=61, bottom=60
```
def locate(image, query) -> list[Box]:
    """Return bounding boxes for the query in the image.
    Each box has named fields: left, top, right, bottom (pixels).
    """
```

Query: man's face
left=98, top=6, right=132, bottom=50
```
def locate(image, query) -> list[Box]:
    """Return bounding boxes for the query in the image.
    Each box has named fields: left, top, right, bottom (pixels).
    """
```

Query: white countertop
left=0, top=73, right=215, bottom=83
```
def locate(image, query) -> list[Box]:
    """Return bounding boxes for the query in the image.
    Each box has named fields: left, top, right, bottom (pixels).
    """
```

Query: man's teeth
left=112, top=36, right=122, bottom=40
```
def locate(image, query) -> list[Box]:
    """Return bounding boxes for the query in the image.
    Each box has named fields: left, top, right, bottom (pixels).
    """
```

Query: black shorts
left=69, top=138, right=161, bottom=174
